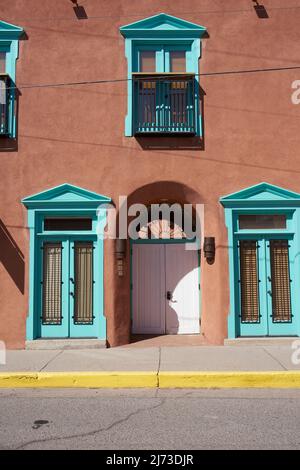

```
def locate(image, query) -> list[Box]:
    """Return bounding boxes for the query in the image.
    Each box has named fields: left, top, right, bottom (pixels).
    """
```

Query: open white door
left=165, top=244, right=200, bottom=334
left=132, top=244, right=166, bottom=334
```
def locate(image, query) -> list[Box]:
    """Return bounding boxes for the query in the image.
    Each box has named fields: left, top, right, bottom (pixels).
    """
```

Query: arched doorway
left=106, top=181, right=204, bottom=346
left=129, top=194, right=202, bottom=336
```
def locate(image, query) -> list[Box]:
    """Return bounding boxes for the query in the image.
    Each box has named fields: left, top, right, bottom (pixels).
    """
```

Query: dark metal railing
left=0, top=74, right=9, bottom=135
left=133, top=74, right=196, bottom=134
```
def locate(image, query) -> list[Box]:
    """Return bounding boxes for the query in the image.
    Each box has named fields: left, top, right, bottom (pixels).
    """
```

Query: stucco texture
left=1, top=0, right=300, bottom=347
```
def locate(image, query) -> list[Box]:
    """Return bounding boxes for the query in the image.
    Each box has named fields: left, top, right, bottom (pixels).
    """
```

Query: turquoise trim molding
left=0, top=20, right=24, bottom=139
left=220, top=182, right=300, bottom=338
left=22, top=184, right=111, bottom=340
left=120, top=13, right=206, bottom=137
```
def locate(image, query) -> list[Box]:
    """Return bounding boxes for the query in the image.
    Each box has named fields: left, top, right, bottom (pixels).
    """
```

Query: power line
left=3, top=65, right=300, bottom=91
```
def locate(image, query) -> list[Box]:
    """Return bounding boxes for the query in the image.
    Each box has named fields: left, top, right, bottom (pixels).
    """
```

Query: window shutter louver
left=270, top=240, right=292, bottom=322
left=239, top=240, right=260, bottom=323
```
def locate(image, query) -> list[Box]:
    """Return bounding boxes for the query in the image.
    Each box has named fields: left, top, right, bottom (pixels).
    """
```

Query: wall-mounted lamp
left=115, top=239, right=126, bottom=276
left=203, top=237, right=215, bottom=264
left=70, top=0, right=88, bottom=19
left=252, top=1, right=269, bottom=19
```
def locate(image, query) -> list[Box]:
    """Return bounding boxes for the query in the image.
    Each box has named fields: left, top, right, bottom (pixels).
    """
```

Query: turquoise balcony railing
left=133, top=74, right=196, bottom=134
left=0, top=74, right=9, bottom=135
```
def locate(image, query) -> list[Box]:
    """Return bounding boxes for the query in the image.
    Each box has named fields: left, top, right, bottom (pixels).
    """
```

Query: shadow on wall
left=135, top=86, right=206, bottom=151
left=0, top=219, right=25, bottom=294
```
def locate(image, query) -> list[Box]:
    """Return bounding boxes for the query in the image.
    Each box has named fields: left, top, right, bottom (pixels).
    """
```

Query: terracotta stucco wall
left=1, top=0, right=300, bottom=347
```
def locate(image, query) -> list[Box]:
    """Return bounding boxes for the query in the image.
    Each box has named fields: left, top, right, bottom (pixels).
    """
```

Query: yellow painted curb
left=1, top=371, right=300, bottom=388
left=159, top=371, right=300, bottom=388
left=0, top=371, right=158, bottom=388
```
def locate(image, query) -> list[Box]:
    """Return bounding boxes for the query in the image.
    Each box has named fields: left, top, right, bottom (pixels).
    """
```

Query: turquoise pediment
left=220, top=182, right=300, bottom=207
left=22, top=183, right=111, bottom=208
left=0, top=20, right=23, bottom=39
left=120, top=13, right=206, bottom=38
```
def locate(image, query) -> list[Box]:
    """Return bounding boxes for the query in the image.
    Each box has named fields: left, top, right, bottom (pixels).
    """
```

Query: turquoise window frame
left=0, top=20, right=24, bottom=139
left=21, top=184, right=111, bottom=341
left=120, top=13, right=206, bottom=137
left=220, top=182, right=300, bottom=339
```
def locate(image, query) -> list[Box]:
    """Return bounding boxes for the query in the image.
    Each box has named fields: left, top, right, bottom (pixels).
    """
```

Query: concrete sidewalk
left=1, top=344, right=300, bottom=372
left=0, top=344, right=300, bottom=388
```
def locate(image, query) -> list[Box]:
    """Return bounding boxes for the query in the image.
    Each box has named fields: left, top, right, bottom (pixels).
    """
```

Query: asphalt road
left=0, top=388, right=300, bottom=450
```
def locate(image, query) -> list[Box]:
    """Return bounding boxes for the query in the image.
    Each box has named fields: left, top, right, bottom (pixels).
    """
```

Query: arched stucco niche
left=105, top=180, right=205, bottom=347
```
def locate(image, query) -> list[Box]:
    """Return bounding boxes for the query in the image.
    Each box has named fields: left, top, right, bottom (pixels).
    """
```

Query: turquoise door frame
left=237, top=233, right=296, bottom=336
left=22, top=183, right=111, bottom=341
left=220, top=182, right=300, bottom=339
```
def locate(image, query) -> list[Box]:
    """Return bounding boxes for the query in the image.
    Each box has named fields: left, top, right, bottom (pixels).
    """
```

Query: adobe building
left=1, top=0, right=300, bottom=349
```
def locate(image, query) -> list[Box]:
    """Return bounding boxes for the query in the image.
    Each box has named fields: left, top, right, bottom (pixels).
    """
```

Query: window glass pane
left=0, top=52, right=6, bottom=73
left=170, top=51, right=186, bottom=72
left=239, top=215, right=286, bottom=230
left=44, top=218, right=92, bottom=231
left=140, top=51, right=156, bottom=72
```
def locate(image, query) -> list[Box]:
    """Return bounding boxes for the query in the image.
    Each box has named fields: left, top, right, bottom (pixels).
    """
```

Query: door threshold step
left=25, top=339, right=107, bottom=350
left=224, top=337, right=298, bottom=346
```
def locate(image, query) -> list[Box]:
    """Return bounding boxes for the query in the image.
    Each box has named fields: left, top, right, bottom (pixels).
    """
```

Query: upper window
left=140, top=51, right=156, bottom=72
left=44, top=218, right=93, bottom=231
left=239, top=214, right=287, bottom=230
left=136, top=46, right=187, bottom=73
left=0, top=20, right=23, bottom=139
left=120, top=13, right=206, bottom=137
left=170, top=51, right=186, bottom=72
left=0, top=52, right=6, bottom=73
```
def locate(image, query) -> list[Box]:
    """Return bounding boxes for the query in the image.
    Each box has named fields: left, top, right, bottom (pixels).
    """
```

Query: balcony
left=0, top=74, right=9, bottom=136
left=133, top=74, right=196, bottom=135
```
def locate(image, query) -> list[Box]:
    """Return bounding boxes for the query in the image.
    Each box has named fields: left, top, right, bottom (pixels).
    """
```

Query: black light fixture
left=70, top=0, right=88, bottom=20
left=252, top=1, right=269, bottom=19
left=115, top=239, right=126, bottom=277
left=203, top=237, right=215, bottom=264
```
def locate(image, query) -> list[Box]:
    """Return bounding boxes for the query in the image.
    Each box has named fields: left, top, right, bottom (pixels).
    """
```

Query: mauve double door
left=132, top=243, right=200, bottom=335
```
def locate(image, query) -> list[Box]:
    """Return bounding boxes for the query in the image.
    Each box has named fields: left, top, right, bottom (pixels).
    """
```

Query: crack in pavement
left=39, top=350, right=64, bottom=372
left=262, top=347, right=287, bottom=371
left=15, top=398, right=166, bottom=450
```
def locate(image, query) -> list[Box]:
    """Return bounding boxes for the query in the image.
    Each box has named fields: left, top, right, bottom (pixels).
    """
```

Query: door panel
left=165, top=245, right=200, bottom=334
left=74, top=242, right=93, bottom=324
left=132, top=244, right=166, bottom=334
left=239, top=239, right=268, bottom=336
left=238, top=237, right=296, bottom=336
left=40, top=240, right=69, bottom=338
left=69, top=240, right=98, bottom=338
left=267, top=239, right=295, bottom=335
left=40, top=238, right=99, bottom=338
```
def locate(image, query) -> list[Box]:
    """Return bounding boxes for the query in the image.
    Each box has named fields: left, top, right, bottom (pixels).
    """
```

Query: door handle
left=70, top=292, right=74, bottom=297
left=166, top=291, right=173, bottom=301
left=267, top=290, right=272, bottom=296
